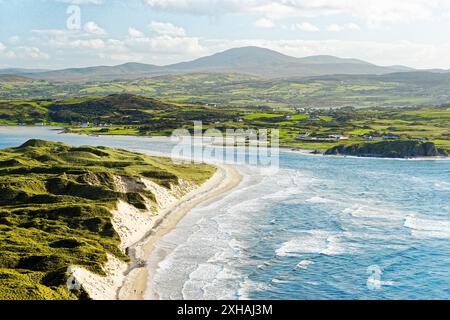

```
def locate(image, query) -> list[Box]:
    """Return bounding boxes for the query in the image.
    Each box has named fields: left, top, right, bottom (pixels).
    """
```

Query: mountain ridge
left=0, top=46, right=419, bottom=82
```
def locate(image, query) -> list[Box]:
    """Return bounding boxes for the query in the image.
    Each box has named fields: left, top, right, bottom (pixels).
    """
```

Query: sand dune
left=71, top=164, right=242, bottom=300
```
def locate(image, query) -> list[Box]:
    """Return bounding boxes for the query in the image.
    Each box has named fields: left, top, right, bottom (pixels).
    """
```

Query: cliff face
left=325, top=141, right=446, bottom=158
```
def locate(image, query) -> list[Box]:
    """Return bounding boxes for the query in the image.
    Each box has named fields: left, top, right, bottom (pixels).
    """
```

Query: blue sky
left=1, top=0, right=450, bottom=69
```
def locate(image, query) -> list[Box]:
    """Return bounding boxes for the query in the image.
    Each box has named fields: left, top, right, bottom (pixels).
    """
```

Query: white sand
left=68, top=254, right=128, bottom=300
left=68, top=163, right=242, bottom=300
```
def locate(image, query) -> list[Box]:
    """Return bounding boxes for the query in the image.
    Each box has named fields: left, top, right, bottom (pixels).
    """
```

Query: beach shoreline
left=3, top=126, right=448, bottom=162
left=117, top=163, right=243, bottom=300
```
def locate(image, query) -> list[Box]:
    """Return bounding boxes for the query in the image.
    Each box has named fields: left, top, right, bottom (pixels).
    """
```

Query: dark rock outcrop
left=325, top=140, right=447, bottom=158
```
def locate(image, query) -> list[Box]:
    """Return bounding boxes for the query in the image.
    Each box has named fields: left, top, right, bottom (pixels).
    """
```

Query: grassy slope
left=0, top=139, right=215, bottom=300
left=0, top=100, right=51, bottom=125
left=59, top=95, right=450, bottom=153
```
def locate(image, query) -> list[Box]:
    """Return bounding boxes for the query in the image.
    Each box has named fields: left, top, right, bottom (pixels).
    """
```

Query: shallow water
left=1, top=127, right=449, bottom=300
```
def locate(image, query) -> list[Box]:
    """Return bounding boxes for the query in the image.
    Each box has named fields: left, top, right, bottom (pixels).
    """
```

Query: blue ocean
left=1, top=127, right=450, bottom=300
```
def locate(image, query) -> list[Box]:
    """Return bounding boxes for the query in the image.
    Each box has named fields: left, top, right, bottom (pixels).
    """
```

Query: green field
left=0, top=92, right=449, bottom=153
left=2, top=72, right=450, bottom=108
left=63, top=102, right=450, bottom=153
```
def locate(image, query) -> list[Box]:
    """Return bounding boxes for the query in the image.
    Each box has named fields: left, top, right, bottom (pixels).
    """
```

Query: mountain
left=388, top=65, right=416, bottom=72
left=169, top=46, right=298, bottom=70
left=167, top=47, right=411, bottom=78
left=0, top=74, right=34, bottom=83
left=0, top=68, right=51, bottom=75
left=18, top=46, right=416, bottom=82
left=24, top=62, right=163, bottom=82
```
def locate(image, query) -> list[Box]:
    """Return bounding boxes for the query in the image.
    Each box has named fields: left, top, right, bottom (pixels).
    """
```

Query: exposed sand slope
left=68, top=254, right=128, bottom=300
left=119, top=164, right=242, bottom=300
left=69, top=164, right=242, bottom=300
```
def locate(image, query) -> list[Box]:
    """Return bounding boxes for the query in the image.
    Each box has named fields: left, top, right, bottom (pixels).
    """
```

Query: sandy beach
left=116, top=163, right=242, bottom=300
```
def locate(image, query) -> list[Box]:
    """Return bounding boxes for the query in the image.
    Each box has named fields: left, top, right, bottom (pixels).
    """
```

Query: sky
left=1, top=0, right=450, bottom=69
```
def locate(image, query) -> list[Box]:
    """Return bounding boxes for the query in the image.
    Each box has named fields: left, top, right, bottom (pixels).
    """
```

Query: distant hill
left=25, top=63, right=164, bottom=82
left=18, top=46, right=416, bottom=82
left=297, top=55, right=370, bottom=65
left=168, top=47, right=411, bottom=77
left=169, top=46, right=299, bottom=70
left=48, top=93, right=176, bottom=123
left=0, top=68, right=51, bottom=75
left=0, top=74, right=33, bottom=83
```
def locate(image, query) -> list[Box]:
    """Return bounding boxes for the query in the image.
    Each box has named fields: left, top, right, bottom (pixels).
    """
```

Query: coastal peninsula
left=0, top=139, right=240, bottom=300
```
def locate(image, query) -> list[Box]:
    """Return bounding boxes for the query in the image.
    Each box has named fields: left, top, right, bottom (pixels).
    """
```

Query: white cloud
left=125, top=22, right=205, bottom=59
left=255, top=18, right=275, bottom=28
left=31, top=29, right=69, bottom=36
left=29, top=27, right=127, bottom=59
left=149, top=21, right=186, bottom=36
left=0, top=43, right=16, bottom=59
left=345, top=23, right=360, bottom=30
left=327, top=24, right=344, bottom=32
left=124, top=22, right=207, bottom=61
left=16, top=46, right=50, bottom=59
left=292, top=22, right=320, bottom=32
left=84, top=21, right=107, bottom=35
left=57, top=0, right=103, bottom=4
left=71, top=38, right=106, bottom=49
left=144, top=0, right=450, bottom=27
left=147, top=36, right=202, bottom=54
left=0, top=44, right=49, bottom=60
left=4, top=29, right=450, bottom=69
left=7, top=2, right=448, bottom=69
left=26, top=21, right=206, bottom=66
left=144, top=0, right=243, bottom=16
left=128, top=27, right=145, bottom=38
left=327, top=23, right=360, bottom=32
left=126, top=34, right=204, bottom=55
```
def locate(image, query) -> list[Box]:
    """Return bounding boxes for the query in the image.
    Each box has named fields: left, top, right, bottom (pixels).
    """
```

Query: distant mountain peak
left=4, top=46, right=416, bottom=82
left=167, top=46, right=403, bottom=77
left=217, top=46, right=291, bottom=57
left=169, top=46, right=297, bottom=70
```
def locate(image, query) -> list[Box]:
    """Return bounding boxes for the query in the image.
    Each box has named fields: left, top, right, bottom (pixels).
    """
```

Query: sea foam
left=276, top=231, right=347, bottom=257
left=404, top=215, right=450, bottom=238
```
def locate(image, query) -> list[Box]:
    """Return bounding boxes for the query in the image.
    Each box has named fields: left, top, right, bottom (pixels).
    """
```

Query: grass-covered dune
left=0, top=139, right=215, bottom=300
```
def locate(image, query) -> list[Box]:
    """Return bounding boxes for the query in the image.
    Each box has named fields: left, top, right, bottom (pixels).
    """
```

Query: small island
left=324, top=140, right=448, bottom=158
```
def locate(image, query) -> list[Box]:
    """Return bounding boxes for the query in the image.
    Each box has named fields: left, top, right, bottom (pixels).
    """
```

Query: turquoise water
left=1, top=127, right=450, bottom=300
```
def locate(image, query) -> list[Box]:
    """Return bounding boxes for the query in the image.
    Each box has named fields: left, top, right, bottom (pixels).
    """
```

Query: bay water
left=1, top=127, right=449, bottom=299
